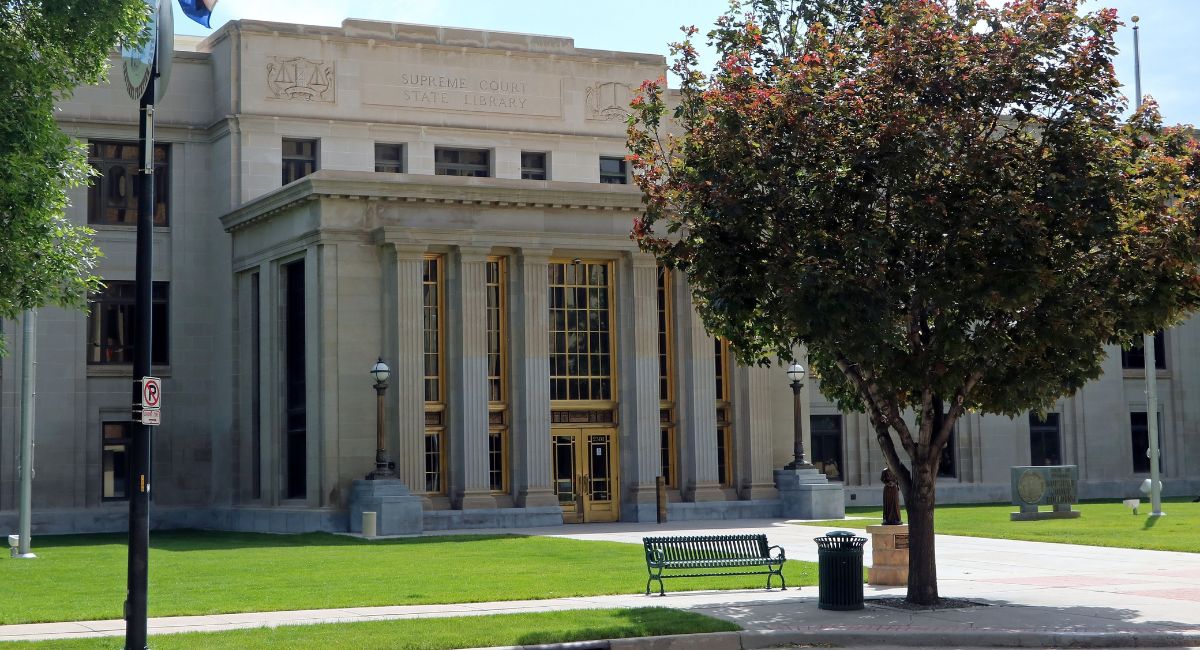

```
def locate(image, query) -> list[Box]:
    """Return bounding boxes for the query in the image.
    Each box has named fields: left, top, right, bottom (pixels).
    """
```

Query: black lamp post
left=366, top=358, right=395, bottom=480
left=784, top=362, right=814, bottom=470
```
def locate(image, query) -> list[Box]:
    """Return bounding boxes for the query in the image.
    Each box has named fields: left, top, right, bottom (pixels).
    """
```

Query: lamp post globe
left=786, top=363, right=805, bottom=384
left=367, top=357, right=395, bottom=479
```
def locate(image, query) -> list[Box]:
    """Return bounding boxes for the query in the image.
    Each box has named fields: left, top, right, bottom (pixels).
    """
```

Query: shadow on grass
left=29, top=530, right=527, bottom=552
left=513, top=607, right=737, bottom=646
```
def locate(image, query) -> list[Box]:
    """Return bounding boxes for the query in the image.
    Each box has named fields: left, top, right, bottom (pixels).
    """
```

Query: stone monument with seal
left=866, top=467, right=909, bottom=586
left=1010, top=465, right=1081, bottom=521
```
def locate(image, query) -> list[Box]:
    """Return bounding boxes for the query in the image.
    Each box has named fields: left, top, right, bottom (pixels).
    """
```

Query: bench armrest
left=767, top=545, right=786, bottom=562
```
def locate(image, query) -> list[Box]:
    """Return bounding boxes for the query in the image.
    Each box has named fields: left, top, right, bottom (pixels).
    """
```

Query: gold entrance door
left=552, top=428, right=619, bottom=524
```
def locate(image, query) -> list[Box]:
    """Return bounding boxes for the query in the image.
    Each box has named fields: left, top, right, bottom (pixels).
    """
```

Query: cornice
left=220, top=170, right=645, bottom=233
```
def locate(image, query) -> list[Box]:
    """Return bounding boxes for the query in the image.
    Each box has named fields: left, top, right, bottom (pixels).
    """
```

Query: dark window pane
left=282, top=138, right=319, bottom=185
left=435, top=147, right=490, bottom=177
left=88, top=141, right=170, bottom=225
left=1122, top=330, right=1166, bottom=370
left=1029, top=413, right=1062, bottom=466
left=87, top=281, right=170, bottom=365
left=599, top=156, right=627, bottom=184
left=521, top=151, right=547, bottom=180
left=374, top=143, right=405, bottom=173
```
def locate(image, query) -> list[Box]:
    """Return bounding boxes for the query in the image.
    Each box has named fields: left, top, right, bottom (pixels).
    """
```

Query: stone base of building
left=866, top=523, right=909, bottom=586
left=349, top=479, right=424, bottom=536
left=775, top=468, right=845, bottom=520
left=423, top=506, right=563, bottom=530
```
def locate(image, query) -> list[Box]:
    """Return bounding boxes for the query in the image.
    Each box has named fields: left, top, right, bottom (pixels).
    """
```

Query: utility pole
left=1132, top=15, right=1164, bottom=518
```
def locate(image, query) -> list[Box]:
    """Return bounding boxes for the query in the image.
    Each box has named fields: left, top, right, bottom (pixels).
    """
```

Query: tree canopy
left=0, top=1, right=148, bottom=353
left=628, top=0, right=1200, bottom=604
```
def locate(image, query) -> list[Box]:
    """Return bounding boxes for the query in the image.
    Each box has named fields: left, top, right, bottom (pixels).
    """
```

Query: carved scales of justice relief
left=267, top=56, right=336, bottom=102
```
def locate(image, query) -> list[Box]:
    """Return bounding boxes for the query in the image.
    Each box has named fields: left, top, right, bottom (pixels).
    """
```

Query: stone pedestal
left=774, top=468, right=845, bottom=520
left=866, top=524, right=909, bottom=586
left=349, top=479, right=424, bottom=536
left=1010, top=503, right=1081, bottom=521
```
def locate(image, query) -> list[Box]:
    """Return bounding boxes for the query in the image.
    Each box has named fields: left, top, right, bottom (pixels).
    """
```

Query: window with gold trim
left=715, top=338, right=733, bottom=487
left=549, top=260, right=614, bottom=402
left=423, top=256, right=447, bottom=494
left=486, top=257, right=509, bottom=493
left=657, top=267, right=677, bottom=487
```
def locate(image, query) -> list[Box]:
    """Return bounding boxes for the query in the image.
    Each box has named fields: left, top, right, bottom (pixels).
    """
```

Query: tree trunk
left=904, top=460, right=939, bottom=605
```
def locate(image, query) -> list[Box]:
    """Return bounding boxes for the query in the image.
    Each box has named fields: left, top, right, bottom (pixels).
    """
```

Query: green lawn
left=797, top=497, right=1200, bottom=552
left=2, top=608, right=739, bottom=649
left=0, top=532, right=817, bottom=625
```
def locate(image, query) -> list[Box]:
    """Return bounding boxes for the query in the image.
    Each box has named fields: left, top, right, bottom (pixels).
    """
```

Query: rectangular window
left=250, top=273, right=262, bottom=500
left=937, top=427, right=957, bottom=478
left=486, top=257, right=509, bottom=493
left=1122, top=330, right=1166, bottom=370
left=599, top=156, right=628, bottom=184
left=374, top=143, right=406, bottom=173
left=520, top=151, right=548, bottom=180
left=425, top=430, right=445, bottom=493
left=282, top=138, right=318, bottom=185
left=423, top=257, right=443, bottom=403
left=657, top=267, right=677, bottom=487
left=435, top=147, right=490, bottom=177
left=715, top=339, right=733, bottom=486
left=88, top=141, right=170, bottom=226
left=1130, top=412, right=1164, bottom=474
left=1029, top=413, right=1062, bottom=466
left=87, top=281, right=169, bottom=366
left=548, top=261, right=614, bottom=401
left=810, top=415, right=844, bottom=481
left=423, top=256, right=447, bottom=494
left=102, top=422, right=132, bottom=501
left=283, top=259, right=307, bottom=500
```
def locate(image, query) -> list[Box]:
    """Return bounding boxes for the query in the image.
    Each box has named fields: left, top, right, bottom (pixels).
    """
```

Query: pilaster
left=735, top=364, right=780, bottom=500
left=674, top=279, right=725, bottom=502
left=617, top=253, right=662, bottom=520
left=383, top=243, right=427, bottom=494
left=449, top=247, right=495, bottom=509
left=511, top=248, right=558, bottom=508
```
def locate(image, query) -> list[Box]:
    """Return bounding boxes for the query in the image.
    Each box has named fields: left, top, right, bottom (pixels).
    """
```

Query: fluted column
left=617, top=253, right=663, bottom=520
left=734, top=364, right=781, bottom=499
left=383, top=243, right=426, bottom=493
left=675, top=279, right=725, bottom=501
left=511, top=248, right=558, bottom=508
left=449, top=247, right=495, bottom=509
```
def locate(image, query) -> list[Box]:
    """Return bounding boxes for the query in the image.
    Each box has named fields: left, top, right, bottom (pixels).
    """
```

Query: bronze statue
left=881, top=467, right=903, bottom=525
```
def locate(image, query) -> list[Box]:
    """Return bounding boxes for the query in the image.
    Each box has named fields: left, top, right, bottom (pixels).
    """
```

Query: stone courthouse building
left=1, top=18, right=1197, bottom=534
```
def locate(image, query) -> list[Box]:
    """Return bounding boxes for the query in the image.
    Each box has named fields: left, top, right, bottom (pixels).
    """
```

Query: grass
left=796, top=497, right=1200, bottom=552
left=0, top=531, right=818, bottom=625
left=1, top=608, right=740, bottom=649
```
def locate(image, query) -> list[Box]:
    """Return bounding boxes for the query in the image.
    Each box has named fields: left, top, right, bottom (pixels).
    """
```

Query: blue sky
left=177, top=0, right=1200, bottom=127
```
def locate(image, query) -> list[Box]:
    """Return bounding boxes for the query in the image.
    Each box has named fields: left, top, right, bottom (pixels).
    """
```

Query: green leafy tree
left=0, top=1, right=148, bottom=353
left=628, top=0, right=1200, bottom=604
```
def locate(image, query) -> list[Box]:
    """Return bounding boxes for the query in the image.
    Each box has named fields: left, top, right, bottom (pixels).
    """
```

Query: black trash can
left=815, top=530, right=866, bottom=611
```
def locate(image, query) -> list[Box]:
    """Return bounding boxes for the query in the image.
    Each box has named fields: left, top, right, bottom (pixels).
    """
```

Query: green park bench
left=642, top=533, right=786, bottom=596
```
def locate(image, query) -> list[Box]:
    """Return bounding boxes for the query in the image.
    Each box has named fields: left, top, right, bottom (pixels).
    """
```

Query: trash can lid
left=826, top=530, right=857, bottom=537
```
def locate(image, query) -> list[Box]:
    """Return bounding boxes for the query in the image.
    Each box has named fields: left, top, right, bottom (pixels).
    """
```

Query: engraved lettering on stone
left=586, top=81, right=633, bottom=121
left=364, top=67, right=560, bottom=117
left=895, top=534, right=909, bottom=550
left=267, top=57, right=335, bottom=102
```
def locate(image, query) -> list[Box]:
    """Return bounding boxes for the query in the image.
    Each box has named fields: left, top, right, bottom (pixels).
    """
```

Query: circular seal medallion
left=122, top=0, right=159, bottom=101
left=1017, top=470, right=1046, bottom=505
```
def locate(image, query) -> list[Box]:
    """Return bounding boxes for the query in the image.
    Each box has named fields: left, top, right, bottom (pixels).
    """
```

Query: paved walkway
left=4, top=519, right=1200, bottom=647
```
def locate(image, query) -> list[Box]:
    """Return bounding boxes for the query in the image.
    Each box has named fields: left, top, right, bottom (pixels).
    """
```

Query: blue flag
left=178, top=0, right=217, bottom=28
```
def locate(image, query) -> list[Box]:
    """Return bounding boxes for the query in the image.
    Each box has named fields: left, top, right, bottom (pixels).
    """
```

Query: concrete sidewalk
left=4, top=519, right=1200, bottom=647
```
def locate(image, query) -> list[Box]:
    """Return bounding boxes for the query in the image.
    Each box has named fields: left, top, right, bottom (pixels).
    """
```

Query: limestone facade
left=0, top=19, right=1197, bottom=534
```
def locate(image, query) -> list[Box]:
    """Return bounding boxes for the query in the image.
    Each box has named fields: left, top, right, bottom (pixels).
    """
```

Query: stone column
left=734, top=364, right=780, bottom=500
left=674, top=279, right=725, bottom=502
left=383, top=243, right=427, bottom=493
left=449, top=247, right=495, bottom=509
left=617, top=253, right=662, bottom=521
left=511, top=248, right=558, bottom=508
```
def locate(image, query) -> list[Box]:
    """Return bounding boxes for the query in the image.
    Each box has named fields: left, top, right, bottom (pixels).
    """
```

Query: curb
left=469, top=628, right=1200, bottom=650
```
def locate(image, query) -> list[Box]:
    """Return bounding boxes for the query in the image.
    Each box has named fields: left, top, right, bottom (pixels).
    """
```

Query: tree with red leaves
left=628, top=0, right=1200, bottom=605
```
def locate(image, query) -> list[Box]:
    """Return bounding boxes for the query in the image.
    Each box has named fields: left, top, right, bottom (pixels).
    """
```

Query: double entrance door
left=552, top=428, right=618, bottom=523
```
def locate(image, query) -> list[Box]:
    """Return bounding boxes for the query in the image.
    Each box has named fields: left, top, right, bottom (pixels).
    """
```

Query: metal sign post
left=121, top=1, right=171, bottom=647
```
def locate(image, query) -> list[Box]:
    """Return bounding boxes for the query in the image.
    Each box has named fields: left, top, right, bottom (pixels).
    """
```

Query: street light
left=366, top=358, right=395, bottom=480
left=785, top=362, right=814, bottom=470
